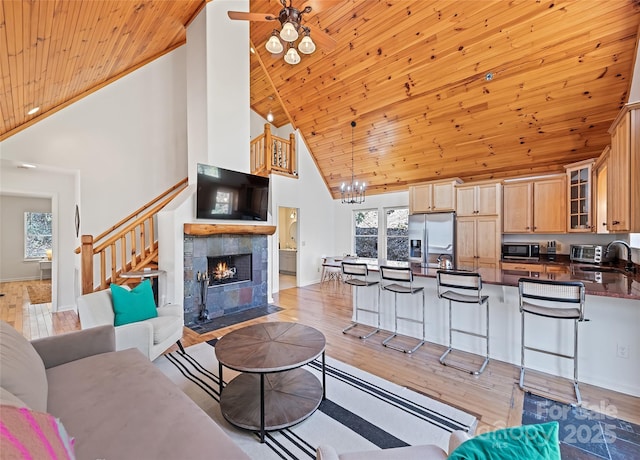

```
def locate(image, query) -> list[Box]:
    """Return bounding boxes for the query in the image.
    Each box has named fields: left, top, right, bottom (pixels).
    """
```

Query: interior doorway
left=278, top=206, right=299, bottom=291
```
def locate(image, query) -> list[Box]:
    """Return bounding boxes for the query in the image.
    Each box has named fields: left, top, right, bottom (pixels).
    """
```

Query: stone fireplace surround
left=183, top=224, right=276, bottom=327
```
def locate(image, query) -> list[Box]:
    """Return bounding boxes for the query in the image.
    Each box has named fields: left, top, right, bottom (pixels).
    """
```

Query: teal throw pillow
left=110, top=279, right=158, bottom=326
left=448, top=422, right=560, bottom=460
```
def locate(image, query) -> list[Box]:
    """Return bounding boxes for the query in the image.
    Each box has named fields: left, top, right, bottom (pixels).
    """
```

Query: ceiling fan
left=228, top=0, right=337, bottom=64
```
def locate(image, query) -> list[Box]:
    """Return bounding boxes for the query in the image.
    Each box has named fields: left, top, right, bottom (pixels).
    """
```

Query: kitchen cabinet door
left=456, top=182, right=501, bottom=217
left=456, top=216, right=500, bottom=270
left=608, top=110, right=631, bottom=232
left=594, top=148, right=609, bottom=234
left=409, top=184, right=433, bottom=214
left=456, top=217, right=477, bottom=269
left=533, top=176, right=566, bottom=233
left=432, top=181, right=457, bottom=211
left=475, top=216, right=501, bottom=265
left=503, top=182, right=532, bottom=233
left=566, top=160, right=593, bottom=232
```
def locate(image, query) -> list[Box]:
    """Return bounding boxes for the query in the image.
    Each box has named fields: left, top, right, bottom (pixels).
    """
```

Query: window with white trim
left=24, top=212, right=52, bottom=259
left=385, top=207, right=409, bottom=261
left=353, top=209, right=378, bottom=258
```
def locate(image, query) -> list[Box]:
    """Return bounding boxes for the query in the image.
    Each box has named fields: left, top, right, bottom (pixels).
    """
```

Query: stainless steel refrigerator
left=408, top=212, right=456, bottom=267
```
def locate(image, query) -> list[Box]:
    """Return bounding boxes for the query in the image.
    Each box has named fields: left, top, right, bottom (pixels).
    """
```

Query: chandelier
left=264, top=1, right=316, bottom=65
left=341, top=121, right=366, bottom=204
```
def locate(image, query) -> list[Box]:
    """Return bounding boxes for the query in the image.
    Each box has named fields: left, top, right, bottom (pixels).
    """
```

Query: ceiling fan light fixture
left=284, top=47, right=301, bottom=65
left=266, top=111, right=274, bottom=122
left=280, top=22, right=298, bottom=42
left=298, top=34, right=316, bottom=54
left=266, top=33, right=284, bottom=54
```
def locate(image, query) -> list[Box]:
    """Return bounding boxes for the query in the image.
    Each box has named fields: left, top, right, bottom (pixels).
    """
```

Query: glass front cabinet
left=565, top=159, right=595, bottom=232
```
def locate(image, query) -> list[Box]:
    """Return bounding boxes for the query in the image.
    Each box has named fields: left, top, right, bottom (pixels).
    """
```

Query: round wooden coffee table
left=216, top=322, right=326, bottom=443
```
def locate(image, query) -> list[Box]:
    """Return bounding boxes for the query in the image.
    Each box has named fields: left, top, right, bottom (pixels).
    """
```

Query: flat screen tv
left=196, top=164, right=270, bottom=221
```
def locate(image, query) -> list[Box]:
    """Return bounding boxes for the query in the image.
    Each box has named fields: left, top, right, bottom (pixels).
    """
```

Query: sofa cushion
left=0, top=405, right=76, bottom=459
left=447, top=422, right=560, bottom=460
left=0, top=321, right=48, bottom=412
left=110, top=280, right=158, bottom=326
left=0, top=387, right=28, bottom=408
left=45, top=348, right=249, bottom=460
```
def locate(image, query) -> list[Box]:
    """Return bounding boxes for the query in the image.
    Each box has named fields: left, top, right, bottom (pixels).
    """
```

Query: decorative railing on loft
left=250, top=123, right=297, bottom=178
left=76, top=178, right=188, bottom=294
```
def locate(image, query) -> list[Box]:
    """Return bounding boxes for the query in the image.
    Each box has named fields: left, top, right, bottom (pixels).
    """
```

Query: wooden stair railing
left=76, top=178, right=188, bottom=294
left=251, top=123, right=297, bottom=178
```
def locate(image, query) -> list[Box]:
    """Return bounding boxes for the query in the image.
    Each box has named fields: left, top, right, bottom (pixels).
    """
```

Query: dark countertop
left=330, top=256, right=640, bottom=300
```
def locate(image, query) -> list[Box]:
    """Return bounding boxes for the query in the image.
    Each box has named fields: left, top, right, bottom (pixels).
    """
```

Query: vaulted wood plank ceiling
left=2, top=1, right=639, bottom=200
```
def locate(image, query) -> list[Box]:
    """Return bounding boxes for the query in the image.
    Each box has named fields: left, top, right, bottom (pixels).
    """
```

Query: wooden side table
left=216, top=322, right=326, bottom=443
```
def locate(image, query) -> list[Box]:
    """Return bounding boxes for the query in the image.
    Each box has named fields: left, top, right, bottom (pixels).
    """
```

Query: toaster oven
left=570, top=244, right=613, bottom=264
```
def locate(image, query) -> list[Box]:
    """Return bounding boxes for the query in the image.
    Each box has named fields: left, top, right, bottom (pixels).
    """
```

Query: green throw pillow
left=448, top=422, right=560, bottom=460
left=110, top=279, right=158, bottom=326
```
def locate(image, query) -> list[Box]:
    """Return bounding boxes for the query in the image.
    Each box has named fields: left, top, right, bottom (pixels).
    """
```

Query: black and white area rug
left=522, top=392, right=640, bottom=460
left=154, top=342, right=477, bottom=459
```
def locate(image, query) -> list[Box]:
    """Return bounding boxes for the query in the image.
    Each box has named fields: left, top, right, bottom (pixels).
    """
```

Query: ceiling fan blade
left=227, top=11, right=275, bottom=22
left=309, top=25, right=337, bottom=52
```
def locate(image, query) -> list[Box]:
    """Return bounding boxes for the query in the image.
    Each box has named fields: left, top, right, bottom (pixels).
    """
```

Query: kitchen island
left=336, top=258, right=640, bottom=397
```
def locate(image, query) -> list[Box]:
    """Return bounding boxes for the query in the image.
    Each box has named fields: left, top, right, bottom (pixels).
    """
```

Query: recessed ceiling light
left=27, top=107, right=40, bottom=115
left=18, top=163, right=36, bottom=169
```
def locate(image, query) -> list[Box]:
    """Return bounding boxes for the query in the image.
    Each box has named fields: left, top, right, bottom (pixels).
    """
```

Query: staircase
left=76, top=178, right=188, bottom=294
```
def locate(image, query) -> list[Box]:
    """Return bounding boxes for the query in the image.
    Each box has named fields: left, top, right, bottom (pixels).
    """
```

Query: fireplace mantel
left=184, top=223, right=276, bottom=236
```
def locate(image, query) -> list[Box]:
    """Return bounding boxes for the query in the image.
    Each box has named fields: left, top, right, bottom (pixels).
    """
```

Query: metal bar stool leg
left=518, top=278, right=585, bottom=406
left=342, top=262, right=380, bottom=339
left=437, top=270, right=490, bottom=375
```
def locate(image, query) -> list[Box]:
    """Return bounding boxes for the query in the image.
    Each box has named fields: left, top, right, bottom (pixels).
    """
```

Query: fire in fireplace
left=207, top=253, right=252, bottom=286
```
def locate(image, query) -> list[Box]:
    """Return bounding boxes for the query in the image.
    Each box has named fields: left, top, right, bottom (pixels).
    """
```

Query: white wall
left=0, top=49, right=188, bottom=310
left=0, top=194, right=52, bottom=281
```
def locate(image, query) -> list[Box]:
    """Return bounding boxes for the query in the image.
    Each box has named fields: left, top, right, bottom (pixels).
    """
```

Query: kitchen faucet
left=605, top=240, right=636, bottom=273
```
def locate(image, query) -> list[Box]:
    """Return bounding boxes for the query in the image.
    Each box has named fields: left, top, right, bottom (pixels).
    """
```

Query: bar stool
left=518, top=278, right=586, bottom=405
left=341, top=261, right=380, bottom=339
left=437, top=270, right=490, bottom=375
left=379, top=266, right=425, bottom=354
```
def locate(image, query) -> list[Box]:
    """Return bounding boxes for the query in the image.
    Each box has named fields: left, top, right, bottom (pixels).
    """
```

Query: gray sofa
left=0, top=321, right=249, bottom=460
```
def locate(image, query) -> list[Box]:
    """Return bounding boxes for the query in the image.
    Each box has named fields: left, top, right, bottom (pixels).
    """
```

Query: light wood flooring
left=1, top=279, right=638, bottom=435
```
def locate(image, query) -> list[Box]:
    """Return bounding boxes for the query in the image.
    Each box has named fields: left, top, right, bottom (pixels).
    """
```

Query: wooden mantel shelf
left=184, top=223, right=277, bottom=236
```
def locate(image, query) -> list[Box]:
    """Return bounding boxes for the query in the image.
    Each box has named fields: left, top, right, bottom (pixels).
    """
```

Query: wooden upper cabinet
left=503, top=182, right=533, bottom=232
left=593, top=147, right=610, bottom=234
left=503, top=176, right=566, bottom=233
left=533, top=176, right=566, bottom=233
left=565, top=159, right=594, bottom=233
left=456, top=181, right=501, bottom=217
left=607, top=104, right=640, bottom=233
left=409, top=178, right=462, bottom=214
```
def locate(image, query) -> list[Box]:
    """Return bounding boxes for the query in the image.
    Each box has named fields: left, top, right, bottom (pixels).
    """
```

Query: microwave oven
left=569, top=244, right=613, bottom=264
left=502, top=243, right=540, bottom=260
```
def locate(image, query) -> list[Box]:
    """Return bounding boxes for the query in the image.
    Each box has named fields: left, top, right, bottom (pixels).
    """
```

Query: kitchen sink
left=578, top=266, right=624, bottom=274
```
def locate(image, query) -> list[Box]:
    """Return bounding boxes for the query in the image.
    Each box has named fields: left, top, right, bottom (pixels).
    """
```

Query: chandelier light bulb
left=298, top=35, right=316, bottom=54
left=265, top=34, right=284, bottom=54
left=284, top=47, right=301, bottom=65
left=280, top=22, right=299, bottom=42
